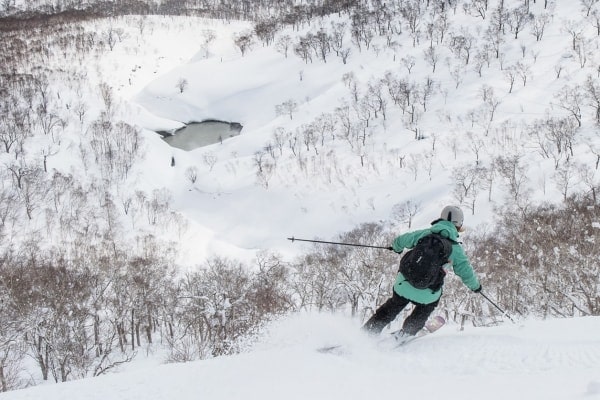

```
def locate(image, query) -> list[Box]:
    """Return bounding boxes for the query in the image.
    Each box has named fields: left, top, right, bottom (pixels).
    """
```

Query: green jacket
left=391, top=220, right=480, bottom=305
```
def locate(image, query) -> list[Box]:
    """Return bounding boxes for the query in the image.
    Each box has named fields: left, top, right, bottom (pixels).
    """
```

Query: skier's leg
left=401, top=300, right=439, bottom=336
left=362, top=292, right=410, bottom=334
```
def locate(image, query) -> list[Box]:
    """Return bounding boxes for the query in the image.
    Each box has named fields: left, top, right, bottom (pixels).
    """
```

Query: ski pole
left=287, top=237, right=393, bottom=250
left=478, top=291, right=516, bottom=323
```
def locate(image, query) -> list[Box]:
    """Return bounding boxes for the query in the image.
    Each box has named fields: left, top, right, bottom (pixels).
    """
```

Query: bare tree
left=343, top=72, right=360, bottom=103
left=554, top=84, right=584, bottom=127
left=482, top=162, right=496, bottom=201
left=185, top=166, right=199, bottom=184
left=0, top=271, right=26, bottom=392
left=198, top=29, right=216, bottom=58
left=365, top=81, right=388, bottom=120
left=490, top=1, right=509, bottom=34
left=407, top=154, right=424, bottom=181
left=504, top=65, right=518, bottom=93
left=420, top=76, right=436, bottom=112
left=37, top=109, right=65, bottom=140
left=313, top=28, right=332, bottom=62
left=580, top=0, right=599, bottom=16
left=467, top=131, right=485, bottom=163
left=543, top=115, right=577, bottom=166
left=480, top=84, right=502, bottom=122
left=234, top=30, right=254, bottom=56
left=0, top=106, right=30, bottom=153
left=484, top=24, right=505, bottom=59
left=467, top=0, right=490, bottom=19
left=554, top=62, right=565, bottom=79
left=275, top=34, right=293, bottom=58
left=530, top=12, right=550, bottom=41
left=473, top=46, right=491, bottom=77
left=74, top=100, right=87, bottom=125
left=562, top=19, right=584, bottom=51
left=103, top=27, right=119, bottom=51
left=330, top=21, right=346, bottom=56
left=432, top=10, right=452, bottom=44
left=256, top=159, right=275, bottom=189
left=496, top=154, right=530, bottom=203
left=424, top=45, right=440, bottom=73
left=449, top=64, right=464, bottom=89
left=312, top=113, right=336, bottom=145
left=98, top=83, right=114, bottom=115
left=584, top=75, right=600, bottom=124
left=176, top=78, right=188, bottom=93
left=391, top=200, right=421, bottom=228
left=202, top=152, right=218, bottom=171
left=294, top=37, right=312, bottom=63
left=554, top=160, right=577, bottom=200
left=339, top=47, right=351, bottom=64
left=400, top=0, right=423, bottom=39
left=453, top=164, right=485, bottom=213
left=448, top=29, right=475, bottom=64
left=401, top=55, right=416, bottom=73
left=507, top=5, right=532, bottom=39
left=515, top=61, right=531, bottom=86
left=275, top=100, right=298, bottom=120
left=254, top=17, right=278, bottom=46
left=272, top=127, right=289, bottom=155
left=591, top=9, right=600, bottom=35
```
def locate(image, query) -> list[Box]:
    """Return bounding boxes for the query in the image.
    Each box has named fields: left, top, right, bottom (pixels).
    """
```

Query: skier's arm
left=391, top=229, right=430, bottom=253
left=449, top=245, right=480, bottom=291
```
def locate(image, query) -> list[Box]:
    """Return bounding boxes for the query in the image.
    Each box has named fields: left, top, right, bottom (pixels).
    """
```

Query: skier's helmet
left=441, top=205, right=464, bottom=229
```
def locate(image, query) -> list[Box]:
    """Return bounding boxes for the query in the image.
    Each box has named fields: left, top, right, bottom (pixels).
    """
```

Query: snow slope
left=11, top=1, right=595, bottom=263
left=2, top=314, right=600, bottom=400
left=4, top=1, right=600, bottom=398
left=122, top=0, right=600, bottom=262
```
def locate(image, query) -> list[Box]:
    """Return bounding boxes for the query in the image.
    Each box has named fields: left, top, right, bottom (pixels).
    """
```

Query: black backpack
left=399, top=233, right=455, bottom=290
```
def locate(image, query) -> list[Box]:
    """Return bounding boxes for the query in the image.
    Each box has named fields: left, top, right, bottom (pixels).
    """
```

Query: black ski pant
left=362, top=291, right=439, bottom=336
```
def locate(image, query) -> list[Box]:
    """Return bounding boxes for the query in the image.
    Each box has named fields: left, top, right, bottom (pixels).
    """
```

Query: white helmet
left=441, top=205, right=464, bottom=228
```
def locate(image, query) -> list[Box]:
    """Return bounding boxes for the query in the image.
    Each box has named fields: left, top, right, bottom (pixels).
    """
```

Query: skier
left=363, top=205, right=481, bottom=338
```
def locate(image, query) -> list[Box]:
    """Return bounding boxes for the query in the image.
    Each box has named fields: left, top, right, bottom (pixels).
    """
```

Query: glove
left=388, top=246, right=403, bottom=253
left=472, top=284, right=482, bottom=293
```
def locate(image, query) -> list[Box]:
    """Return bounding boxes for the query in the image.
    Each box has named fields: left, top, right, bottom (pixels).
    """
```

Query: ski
left=389, top=315, right=446, bottom=347
left=316, top=344, right=345, bottom=354
left=316, top=315, right=446, bottom=354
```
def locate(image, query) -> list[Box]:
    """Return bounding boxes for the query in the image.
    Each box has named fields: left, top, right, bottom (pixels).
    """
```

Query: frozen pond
left=159, top=120, right=242, bottom=151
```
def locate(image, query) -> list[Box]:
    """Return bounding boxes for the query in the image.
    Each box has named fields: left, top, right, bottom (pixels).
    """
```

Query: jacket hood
left=430, top=219, right=459, bottom=241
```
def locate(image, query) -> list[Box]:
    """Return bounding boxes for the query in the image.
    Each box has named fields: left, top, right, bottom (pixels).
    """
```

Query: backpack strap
left=427, top=231, right=459, bottom=245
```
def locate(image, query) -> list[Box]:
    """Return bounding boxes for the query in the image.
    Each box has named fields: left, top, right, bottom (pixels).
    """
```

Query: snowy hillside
left=3, top=0, right=600, bottom=395
left=125, top=0, right=600, bottom=261
left=2, top=1, right=600, bottom=262
left=2, top=314, right=600, bottom=400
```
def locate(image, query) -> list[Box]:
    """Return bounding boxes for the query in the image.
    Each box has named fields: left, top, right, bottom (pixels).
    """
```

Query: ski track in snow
left=253, top=314, right=600, bottom=400
left=329, top=331, right=600, bottom=374
left=3, top=314, right=600, bottom=400
left=397, top=333, right=600, bottom=373
left=256, top=312, right=600, bottom=374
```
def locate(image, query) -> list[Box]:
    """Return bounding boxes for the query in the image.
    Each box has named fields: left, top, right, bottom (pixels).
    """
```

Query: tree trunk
left=131, top=309, right=135, bottom=351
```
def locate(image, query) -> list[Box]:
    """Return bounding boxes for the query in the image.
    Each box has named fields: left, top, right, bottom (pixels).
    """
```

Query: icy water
left=161, top=120, right=242, bottom=151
